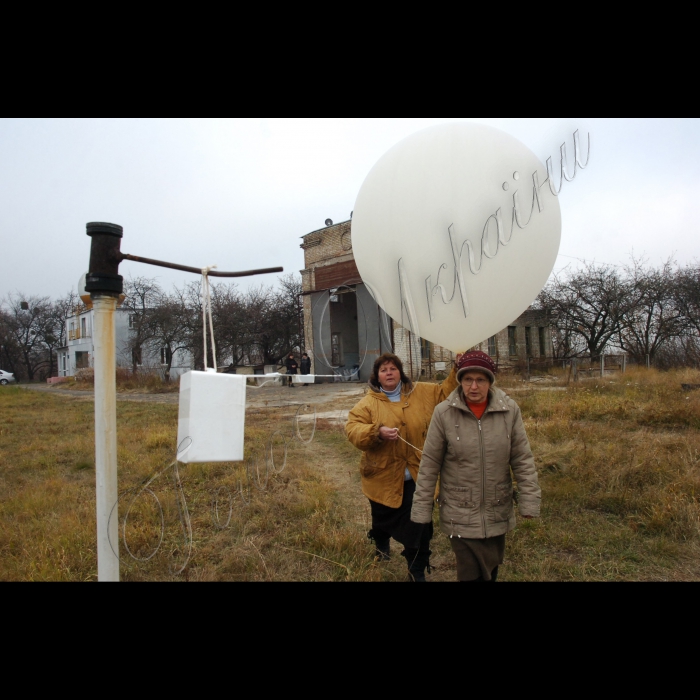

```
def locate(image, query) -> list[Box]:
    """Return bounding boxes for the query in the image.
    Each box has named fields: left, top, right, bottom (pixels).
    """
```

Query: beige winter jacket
left=345, top=369, right=458, bottom=508
left=411, top=386, right=540, bottom=538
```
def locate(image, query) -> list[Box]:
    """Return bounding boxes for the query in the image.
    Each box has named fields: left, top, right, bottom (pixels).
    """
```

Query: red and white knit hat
left=456, top=351, right=497, bottom=384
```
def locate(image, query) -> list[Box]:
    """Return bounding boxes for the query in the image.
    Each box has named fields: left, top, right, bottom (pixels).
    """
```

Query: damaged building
left=300, top=219, right=554, bottom=382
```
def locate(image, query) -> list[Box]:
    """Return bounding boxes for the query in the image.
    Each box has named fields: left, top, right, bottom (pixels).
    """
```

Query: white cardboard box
left=177, top=370, right=246, bottom=463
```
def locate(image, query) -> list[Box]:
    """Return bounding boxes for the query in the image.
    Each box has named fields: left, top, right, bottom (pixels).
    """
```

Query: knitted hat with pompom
left=456, top=351, right=497, bottom=384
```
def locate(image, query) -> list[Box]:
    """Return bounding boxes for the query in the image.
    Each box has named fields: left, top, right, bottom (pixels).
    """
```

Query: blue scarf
left=380, top=384, right=402, bottom=402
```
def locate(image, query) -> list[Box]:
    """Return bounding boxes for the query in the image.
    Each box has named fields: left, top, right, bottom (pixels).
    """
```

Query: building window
left=420, top=338, right=431, bottom=359
left=75, top=351, right=89, bottom=369
left=81, top=317, right=87, bottom=338
left=525, top=327, right=532, bottom=357
left=331, top=333, right=342, bottom=366
left=488, top=335, right=496, bottom=357
left=128, top=314, right=135, bottom=329
left=508, top=327, right=517, bottom=356
left=160, top=347, right=172, bottom=365
left=539, top=327, right=546, bottom=357
left=132, top=347, right=142, bottom=366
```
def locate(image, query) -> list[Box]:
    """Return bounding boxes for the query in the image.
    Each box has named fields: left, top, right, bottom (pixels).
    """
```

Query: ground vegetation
left=1, top=367, right=699, bottom=581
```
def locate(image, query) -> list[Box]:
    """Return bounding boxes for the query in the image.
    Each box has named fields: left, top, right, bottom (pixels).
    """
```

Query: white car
left=0, top=370, right=17, bottom=385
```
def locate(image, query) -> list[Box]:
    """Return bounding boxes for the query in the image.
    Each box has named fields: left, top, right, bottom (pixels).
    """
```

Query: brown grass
left=60, top=368, right=180, bottom=393
left=2, top=367, right=700, bottom=581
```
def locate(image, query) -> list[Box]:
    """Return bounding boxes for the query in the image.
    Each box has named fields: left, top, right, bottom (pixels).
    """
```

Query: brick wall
left=301, top=220, right=353, bottom=267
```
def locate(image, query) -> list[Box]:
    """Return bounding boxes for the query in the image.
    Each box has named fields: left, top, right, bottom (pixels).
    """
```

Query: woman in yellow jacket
left=345, top=352, right=458, bottom=581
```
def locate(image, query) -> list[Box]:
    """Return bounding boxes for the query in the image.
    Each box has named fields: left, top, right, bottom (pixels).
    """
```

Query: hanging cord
left=397, top=434, right=423, bottom=454
left=201, top=266, right=218, bottom=371
left=106, top=438, right=194, bottom=575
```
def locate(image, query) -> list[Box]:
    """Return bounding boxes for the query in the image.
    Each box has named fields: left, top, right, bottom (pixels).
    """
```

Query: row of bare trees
left=122, top=274, right=302, bottom=380
left=0, top=275, right=303, bottom=382
left=536, top=259, right=700, bottom=368
left=0, top=292, right=81, bottom=381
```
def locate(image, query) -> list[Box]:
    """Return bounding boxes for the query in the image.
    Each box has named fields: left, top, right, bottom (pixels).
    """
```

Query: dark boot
left=375, top=539, right=391, bottom=562
left=402, top=548, right=432, bottom=582
left=368, top=530, right=391, bottom=561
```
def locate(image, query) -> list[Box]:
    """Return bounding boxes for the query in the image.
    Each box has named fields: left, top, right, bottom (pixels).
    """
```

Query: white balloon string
left=397, top=434, right=423, bottom=454
left=201, top=266, right=217, bottom=371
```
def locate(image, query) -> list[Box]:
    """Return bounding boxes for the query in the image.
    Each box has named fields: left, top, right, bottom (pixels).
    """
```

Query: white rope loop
left=397, top=433, right=423, bottom=454
left=201, top=266, right=218, bottom=371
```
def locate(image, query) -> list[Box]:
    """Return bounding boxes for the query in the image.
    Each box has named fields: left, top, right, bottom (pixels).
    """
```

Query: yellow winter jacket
left=345, top=368, right=458, bottom=508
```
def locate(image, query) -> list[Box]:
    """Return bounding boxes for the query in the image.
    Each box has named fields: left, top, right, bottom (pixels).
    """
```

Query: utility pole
left=85, top=222, right=123, bottom=582
left=85, top=222, right=282, bottom=581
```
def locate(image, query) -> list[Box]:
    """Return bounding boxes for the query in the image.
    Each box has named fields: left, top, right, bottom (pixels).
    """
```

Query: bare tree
left=210, top=283, right=251, bottom=369
left=2, top=294, right=53, bottom=380
left=142, top=287, right=194, bottom=381
left=121, top=277, right=162, bottom=374
left=0, top=308, right=21, bottom=377
left=538, top=263, right=631, bottom=360
left=674, top=265, right=700, bottom=337
left=277, top=273, right=304, bottom=353
left=51, top=290, right=82, bottom=350
left=618, top=259, right=684, bottom=365
left=243, top=276, right=302, bottom=366
left=243, top=285, right=277, bottom=365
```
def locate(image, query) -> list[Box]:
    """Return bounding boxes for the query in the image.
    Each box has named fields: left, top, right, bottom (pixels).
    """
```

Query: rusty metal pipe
left=120, top=253, right=283, bottom=278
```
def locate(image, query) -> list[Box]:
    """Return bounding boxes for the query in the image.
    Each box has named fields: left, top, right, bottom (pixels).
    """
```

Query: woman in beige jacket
left=411, top=351, right=540, bottom=581
left=346, top=352, right=458, bottom=581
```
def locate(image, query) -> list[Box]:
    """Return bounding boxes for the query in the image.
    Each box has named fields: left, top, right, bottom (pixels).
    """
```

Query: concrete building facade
left=300, top=219, right=554, bottom=381
left=57, top=306, right=193, bottom=379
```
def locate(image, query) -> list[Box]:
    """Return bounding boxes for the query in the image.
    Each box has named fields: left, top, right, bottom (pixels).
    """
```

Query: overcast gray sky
left=1, top=118, right=698, bottom=300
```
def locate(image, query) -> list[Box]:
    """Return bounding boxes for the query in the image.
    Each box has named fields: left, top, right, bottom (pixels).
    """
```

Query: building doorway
left=329, top=288, right=359, bottom=376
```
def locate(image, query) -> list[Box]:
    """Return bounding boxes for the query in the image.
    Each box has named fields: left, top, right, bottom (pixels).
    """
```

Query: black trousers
left=369, top=478, right=433, bottom=552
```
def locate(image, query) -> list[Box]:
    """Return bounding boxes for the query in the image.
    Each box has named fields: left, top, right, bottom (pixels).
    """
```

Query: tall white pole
left=93, top=294, right=119, bottom=582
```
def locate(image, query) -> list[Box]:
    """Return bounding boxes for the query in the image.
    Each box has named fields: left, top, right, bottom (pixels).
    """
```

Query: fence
left=498, top=354, right=630, bottom=381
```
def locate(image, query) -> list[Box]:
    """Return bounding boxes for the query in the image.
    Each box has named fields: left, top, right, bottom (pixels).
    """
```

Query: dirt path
left=301, top=412, right=459, bottom=581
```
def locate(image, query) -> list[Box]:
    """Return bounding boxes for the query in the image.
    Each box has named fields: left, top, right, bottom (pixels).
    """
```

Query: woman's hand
left=379, top=426, right=399, bottom=441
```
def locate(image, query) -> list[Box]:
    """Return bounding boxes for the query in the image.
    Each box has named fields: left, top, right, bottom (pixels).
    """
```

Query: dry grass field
left=1, top=367, right=700, bottom=581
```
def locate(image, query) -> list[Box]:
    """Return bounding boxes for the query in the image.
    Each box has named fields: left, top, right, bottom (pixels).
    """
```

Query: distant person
left=300, top=352, right=311, bottom=387
left=345, top=352, right=459, bottom=581
left=285, top=352, right=298, bottom=387
left=411, top=351, right=541, bottom=582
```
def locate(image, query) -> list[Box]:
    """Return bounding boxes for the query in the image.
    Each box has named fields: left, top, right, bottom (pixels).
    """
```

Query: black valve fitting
left=86, top=222, right=124, bottom=295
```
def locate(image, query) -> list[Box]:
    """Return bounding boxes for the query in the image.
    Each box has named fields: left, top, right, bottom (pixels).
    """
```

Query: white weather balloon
left=352, top=123, right=562, bottom=352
